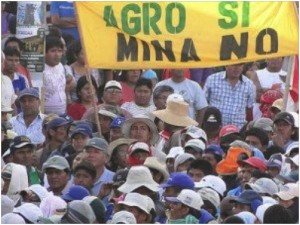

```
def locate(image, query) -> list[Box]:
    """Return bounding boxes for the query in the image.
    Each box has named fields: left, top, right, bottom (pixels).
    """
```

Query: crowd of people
left=1, top=1, right=299, bottom=224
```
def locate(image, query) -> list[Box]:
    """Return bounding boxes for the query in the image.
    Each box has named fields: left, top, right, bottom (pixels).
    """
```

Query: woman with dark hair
left=67, top=76, right=98, bottom=120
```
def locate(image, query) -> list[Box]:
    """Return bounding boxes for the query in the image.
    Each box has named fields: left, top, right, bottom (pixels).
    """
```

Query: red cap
left=238, top=156, right=267, bottom=172
left=219, top=125, right=239, bottom=138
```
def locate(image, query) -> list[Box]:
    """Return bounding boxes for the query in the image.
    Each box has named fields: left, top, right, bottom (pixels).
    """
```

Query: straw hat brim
left=121, top=118, right=159, bottom=145
left=107, top=138, right=136, bottom=161
left=144, top=159, right=169, bottom=183
left=152, top=109, right=198, bottom=127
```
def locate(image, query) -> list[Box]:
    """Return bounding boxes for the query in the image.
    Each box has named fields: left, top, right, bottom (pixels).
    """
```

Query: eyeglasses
left=105, top=89, right=122, bottom=94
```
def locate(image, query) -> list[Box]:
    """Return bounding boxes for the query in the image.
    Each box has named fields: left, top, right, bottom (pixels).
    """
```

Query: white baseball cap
left=245, top=178, right=279, bottom=196
left=182, top=125, right=207, bottom=142
left=166, top=189, right=203, bottom=210
left=195, top=175, right=227, bottom=197
left=104, top=80, right=122, bottom=90
left=166, top=147, right=184, bottom=159
left=184, top=139, right=206, bottom=153
left=274, top=183, right=299, bottom=200
left=110, top=211, right=136, bottom=224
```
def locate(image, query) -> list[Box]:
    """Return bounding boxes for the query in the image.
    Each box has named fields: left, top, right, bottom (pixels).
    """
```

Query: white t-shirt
left=121, top=102, right=156, bottom=118
left=43, top=63, right=67, bottom=115
left=256, top=68, right=286, bottom=90
left=1, top=74, right=17, bottom=107
left=154, top=78, right=208, bottom=119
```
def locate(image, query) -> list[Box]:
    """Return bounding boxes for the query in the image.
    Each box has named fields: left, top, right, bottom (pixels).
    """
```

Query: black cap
left=274, top=112, right=294, bottom=126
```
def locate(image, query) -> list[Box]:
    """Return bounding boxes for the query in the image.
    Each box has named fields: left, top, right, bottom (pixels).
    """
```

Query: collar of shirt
left=17, top=112, right=45, bottom=121
left=222, top=72, right=244, bottom=82
left=94, top=167, right=113, bottom=186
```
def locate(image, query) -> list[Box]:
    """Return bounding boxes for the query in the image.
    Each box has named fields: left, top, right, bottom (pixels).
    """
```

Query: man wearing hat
left=230, top=190, right=263, bottom=214
left=10, top=135, right=41, bottom=185
left=36, top=117, right=72, bottom=170
left=102, top=80, right=123, bottom=106
left=272, top=112, right=298, bottom=151
left=9, top=88, right=46, bottom=145
left=70, top=122, right=93, bottom=152
left=42, top=155, right=72, bottom=196
left=109, top=116, right=126, bottom=142
left=84, top=137, right=115, bottom=196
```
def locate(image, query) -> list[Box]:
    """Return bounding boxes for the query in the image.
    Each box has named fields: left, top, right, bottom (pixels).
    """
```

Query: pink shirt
left=120, top=81, right=134, bottom=104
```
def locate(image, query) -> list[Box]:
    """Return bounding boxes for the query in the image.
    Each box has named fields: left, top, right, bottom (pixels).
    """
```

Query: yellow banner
left=75, top=2, right=298, bottom=69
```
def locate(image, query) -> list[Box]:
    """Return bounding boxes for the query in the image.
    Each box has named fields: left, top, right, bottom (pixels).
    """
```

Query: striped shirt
left=204, top=71, right=256, bottom=129
left=10, top=112, right=46, bottom=144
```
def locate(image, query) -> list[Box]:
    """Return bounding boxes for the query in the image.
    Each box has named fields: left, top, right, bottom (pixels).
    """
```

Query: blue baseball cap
left=10, top=135, right=35, bottom=154
left=71, top=124, right=93, bottom=138
left=160, top=172, right=194, bottom=190
left=18, top=88, right=39, bottom=100
left=62, top=185, right=90, bottom=202
left=47, top=117, right=71, bottom=130
left=142, top=69, right=158, bottom=80
left=59, top=113, right=74, bottom=124
left=230, top=190, right=262, bottom=205
left=110, top=116, right=126, bottom=129
left=204, top=145, right=224, bottom=156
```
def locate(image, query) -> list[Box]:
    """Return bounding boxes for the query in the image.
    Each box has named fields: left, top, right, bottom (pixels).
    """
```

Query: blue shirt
left=50, top=1, right=80, bottom=40
left=91, top=167, right=115, bottom=196
left=10, top=112, right=45, bottom=144
left=227, top=185, right=243, bottom=197
left=204, top=71, right=256, bottom=129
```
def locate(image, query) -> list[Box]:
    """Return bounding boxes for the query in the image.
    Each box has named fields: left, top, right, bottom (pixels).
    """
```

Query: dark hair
left=187, top=159, right=213, bottom=175
left=118, top=70, right=142, bottom=82
left=153, top=85, right=174, bottom=100
left=3, top=46, right=20, bottom=57
left=74, top=161, right=97, bottom=180
left=76, top=76, right=97, bottom=102
left=4, top=36, right=24, bottom=51
left=134, top=77, right=153, bottom=92
left=264, top=145, right=285, bottom=160
left=62, top=33, right=75, bottom=49
left=202, top=200, right=218, bottom=218
left=66, top=40, right=82, bottom=65
left=222, top=216, right=245, bottom=224
left=220, top=134, right=243, bottom=154
left=8, top=15, right=16, bottom=34
left=244, top=127, right=269, bottom=147
left=263, top=204, right=293, bottom=223
left=46, top=36, right=63, bottom=52
left=47, top=25, right=62, bottom=38
left=251, top=169, right=272, bottom=180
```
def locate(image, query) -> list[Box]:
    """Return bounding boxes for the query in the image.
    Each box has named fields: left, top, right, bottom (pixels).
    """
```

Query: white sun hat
left=110, top=211, right=136, bottom=224
left=118, top=193, right=151, bottom=215
left=118, top=166, right=159, bottom=193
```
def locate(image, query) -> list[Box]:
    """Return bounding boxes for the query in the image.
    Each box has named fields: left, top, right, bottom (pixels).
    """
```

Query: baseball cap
left=166, top=189, right=203, bottom=210
left=274, top=112, right=294, bottom=126
left=142, top=69, right=158, bottom=80
left=166, top=147, right=184, bottom=159
left=253, top=118, right=273, bottom=132
left=174, top=153, right=195, bottom=171
left=160, top=172, right=194, bottom=190
left=230, top=190, right=263, bottom=205
left=166, top=93, right=184, bottom=103
left=59, top=113, right=74, bottom=124
left=110, top=211, right=137, bottom=224
left=104, top=80, right=122, bottom=90
left=195, top=175, right=227, bottom=197
left=182, top=125, right=208, bottom=143
left=18, top=88, right=39, bottom=100
left=62, top=185, right=90, bottom=202
left=204, top=144, right=224, bottom=157
left=271, top=98, right=283, bottom=111
left=47, top=117, right=71, bottom=130
left=10, top=135, right=35, bottom=154
left=238, top=156, right=267, bottom=172
left=42, top=155, right=70, bottom=172
left=184, top=139, right=206, bottom=153
left=219, top=125, right=239, bottom=138
left=110, top=116, right=126, bottom=129
left=202, top=107, right=222, bottom=132
left=71, top=123, right=93, bottom=138
left=245, top=178, right=279, bottom=196
left=1, top=104, right=13, bottom=113
left=113, top=168, right=129, bottom=187
left=274, top=183, right=299, bottom=200
left=128, top=142, right=150, bottom=155
left=61, top=200, right=95, bottom=224
left=266, top=153, right=283, bottom=170
left=85, top=137, right=108, bottom=152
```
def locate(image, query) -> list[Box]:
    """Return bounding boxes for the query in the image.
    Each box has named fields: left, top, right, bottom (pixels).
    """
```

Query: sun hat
left=219, top=125, right=239, bottom=138
left=118, top=166, right=159, bottom=193
left=255, top=203, right=274, bottom=223
left=181, top=125, right=207, bottom=143
left=61, top=200, right=95, bottom=224
left=85, top=137, right=108, bottom=152
left=253, top=118, right=273, bottom=132
left=273, top=183, right=299, bottom=200
left=118, top=192, right=151, bottom=215
left=42, top=155, right=70, bottom=172
left=70, top=123, right=93, bottom=138
left=274, top=112, right=295, bottom=126
left=110, top=116, right=126, bottom=129
left=184, top=139, right=206, bottom=153
left=237, top=156, right=267, bottom=172
left=152, top=97, right=198, bottom=127
left=216, top=147, right=251, bottom=175
left=18, top=88, right=39, bottom=100
left=82, top=196, right=106, bottom=223
left=285, top=142, right=299, bottom=157
left=165, top=189, right=203, bottom=210
left=98, top=105, right=119, bottom=119
left=110, top=211, right=137, bottom=224
left=104, top=80, right=122, bottom=90
left=10, top=135, right=35, bottom=154
left=20, top=184, right=49, bottom=202
left=1, top=104, right=13, bottom=113
left=121, top=114, right=159, bottom=145
left=39, top=194, right=67, bottom=218
left=230, top=190, right=263, bottom=205
left=47, top=117, right=71, bottom=130
left=245, top=178, right=279, bottom=196
left=166, top=146, right=184, bottom=159
left=197, top=187, right=220, bottom=210
left=195, top=175, right=227, bottom=197
left=271, top=98, right=283, bottom=111
left=160, top=172, right=194, bottom=190
left=13, top=203, right=43, bottom=223
left=62, top=185, right=90, bottom=202
left=107, top=138, right=135, bottom=161
left=144, top=156, right=169, bottom=183
left=1, top=213, right=26, bottom=224
left=174, top=153, right=195, bottom=171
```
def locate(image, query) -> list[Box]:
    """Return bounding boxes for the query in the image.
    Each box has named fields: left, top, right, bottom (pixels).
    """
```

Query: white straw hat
left=118, top=166, right=159, bottom=193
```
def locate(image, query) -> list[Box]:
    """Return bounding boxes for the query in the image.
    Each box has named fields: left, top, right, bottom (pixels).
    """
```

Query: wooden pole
left=282, top=56, right=295, bottom=112
left=40, top=72, right=46, bottom=113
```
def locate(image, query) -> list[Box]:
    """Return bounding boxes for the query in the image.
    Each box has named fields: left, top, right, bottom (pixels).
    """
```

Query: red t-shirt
left=67, top=102, right=87, bottom=120
left=120, top=81, right=134, bottom=104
